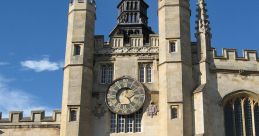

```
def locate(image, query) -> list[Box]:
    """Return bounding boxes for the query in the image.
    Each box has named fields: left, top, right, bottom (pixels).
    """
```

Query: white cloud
left=0, top=62, right=9, bottom=66
left=0, top=75, right=52, bottom=118
left=21, top=58, right=63, bottom=72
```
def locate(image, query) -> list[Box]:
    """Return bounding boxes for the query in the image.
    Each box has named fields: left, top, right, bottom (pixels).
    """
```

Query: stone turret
left=158, top=0, right=193, bottom=135
left=60, top=0, right=96, bottom=136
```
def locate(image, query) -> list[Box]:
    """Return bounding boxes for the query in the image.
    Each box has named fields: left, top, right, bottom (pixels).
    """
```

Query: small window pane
left=118, top=115, right=125, bottom=132
left=139, top=65, right=145, bottom=83
left=169, top=42, right=176, bottom=52
left=254, top=104, right=259, bottom=135
left=224, top=103, right=235, bottom=136
left=244, top=99, right=253, bottom=136
left=135, top=110, right=142, bottom=132
left=146, top=65, right=152, bottom=83
left=101, top=65, right=113, bottom=84
left=70, top=110, right=77, bottom=122
left=74, top=45, right=81, bottom=56
left=234, top=99, right=244, bottom=136
left=110, top=113, right=116, bottom=133
left=126, top=115, right=134, bottom=132
left=171, top=108, right=178, bottom=119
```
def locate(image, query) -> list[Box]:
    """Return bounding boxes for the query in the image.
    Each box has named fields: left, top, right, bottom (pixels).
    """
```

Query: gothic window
left=139, top=63, right=153, bottom=83
left=100, top=64, right=113, bottom=84
left=223, top=92, right=259, bottom=136
left=255, top=104, right=259, bottom=135
left=110, top=109, right=143, bottom=133
left=74, top=44, right=81, bottom=56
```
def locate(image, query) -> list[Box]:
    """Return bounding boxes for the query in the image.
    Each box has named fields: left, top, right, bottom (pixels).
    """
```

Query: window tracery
left=223, top=92, right=259, bottom=136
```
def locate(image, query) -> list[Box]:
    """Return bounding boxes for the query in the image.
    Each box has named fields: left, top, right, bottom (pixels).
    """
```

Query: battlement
left=0, top=110, right=61, bottom=129
left=94, top=34, right=159, bottom=49
left=212, top=48, right=259, bottom=61
left=212, top=48, right=259, bottom=74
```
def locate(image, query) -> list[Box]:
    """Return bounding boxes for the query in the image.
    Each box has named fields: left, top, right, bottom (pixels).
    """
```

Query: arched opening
left=223, top=91, right=259, bottom=136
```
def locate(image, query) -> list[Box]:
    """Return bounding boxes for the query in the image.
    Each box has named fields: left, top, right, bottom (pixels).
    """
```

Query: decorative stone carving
left=95, top=46, right=159, bottom=56
left=93, top=93, right=107, bottom=119
left=147, top=102, right=158, bottom=118
left=93, top=103, right=107, bottom=119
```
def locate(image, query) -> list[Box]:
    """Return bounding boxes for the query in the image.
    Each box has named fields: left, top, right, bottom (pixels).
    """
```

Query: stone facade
left=0, top=0, right=259, bottom=136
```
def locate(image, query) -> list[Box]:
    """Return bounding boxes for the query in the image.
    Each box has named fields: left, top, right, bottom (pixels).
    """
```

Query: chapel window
left=110, top=109, right=143, bottom=133
left=223, top=92, right=259, bottom=136
left=100, top=64, right=113, bottom=84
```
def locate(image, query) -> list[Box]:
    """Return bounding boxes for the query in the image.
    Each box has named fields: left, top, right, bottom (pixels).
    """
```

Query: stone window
left=110, top=110, right=142, bottom=133
left=100, top=64, right=113, bottom=84
left=139, top=63, right=153, bottom=83
left=74, top=44, right=81, bottom=56
left=171, top=107, right=178, bottom=119
left=70, top=109, right=77, bottom=122
left=169, top=41, right=176, bottom=53
left=223, top=91, right=259, bottom=136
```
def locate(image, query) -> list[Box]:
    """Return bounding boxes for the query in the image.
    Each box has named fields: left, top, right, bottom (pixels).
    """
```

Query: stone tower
left=60, top=0, right=96, bottom=136
left=158, top=0, right=193, bottom=135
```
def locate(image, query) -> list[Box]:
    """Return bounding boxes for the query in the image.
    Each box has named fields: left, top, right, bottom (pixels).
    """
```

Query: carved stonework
left=92, top=93, right=107, bottom=119
left=147, top=103, right=158, bottom=118
left=93, top=104, right=107, bottom=119
left=95, top=47, right=159, bottom=56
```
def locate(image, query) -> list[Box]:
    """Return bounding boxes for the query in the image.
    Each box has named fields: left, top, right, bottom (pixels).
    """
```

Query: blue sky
left=0, top=0, right=258, bottom=117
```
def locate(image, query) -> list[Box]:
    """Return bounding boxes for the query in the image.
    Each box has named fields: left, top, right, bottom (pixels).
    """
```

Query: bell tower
left=110, top=0, right=154, bottom=44
left=60, top=0, right=96, bottom=136
left=158, top=0, right=193, bottom=135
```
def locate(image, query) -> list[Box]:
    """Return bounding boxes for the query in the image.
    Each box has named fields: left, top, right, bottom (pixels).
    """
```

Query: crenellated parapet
left=211, top=48, right=259, bottom=74
left=0, top=110, right=61, bottom=129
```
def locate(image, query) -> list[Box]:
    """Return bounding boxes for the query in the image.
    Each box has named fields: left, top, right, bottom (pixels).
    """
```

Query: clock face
left=105, top=77, right=145, bottom=115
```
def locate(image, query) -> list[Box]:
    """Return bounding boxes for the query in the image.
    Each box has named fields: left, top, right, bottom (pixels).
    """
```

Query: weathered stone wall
left=196, top=48, right=259, bottom=136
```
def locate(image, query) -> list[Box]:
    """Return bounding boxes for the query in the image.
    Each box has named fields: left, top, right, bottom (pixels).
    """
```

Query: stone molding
left=95, top=46, right=159, bottom=56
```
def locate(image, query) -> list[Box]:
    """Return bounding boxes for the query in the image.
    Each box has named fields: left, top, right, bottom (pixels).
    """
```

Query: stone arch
left=221, top=90, right=259, bottom=106
left=222, top=90, right=259, bottom=136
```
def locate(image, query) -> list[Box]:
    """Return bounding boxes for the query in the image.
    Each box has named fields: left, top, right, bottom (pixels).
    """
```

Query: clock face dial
left=106, top=77, right=145, bottom=115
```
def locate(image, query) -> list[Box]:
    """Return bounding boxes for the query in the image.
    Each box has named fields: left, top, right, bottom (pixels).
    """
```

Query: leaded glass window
left=139, top=63, right=153, bottom=83
left=224, top=103, right=235, bottom=136
left=118, top=115, right=125, bottom=133
left=135, top=110, right=142, bottom=132
left=100, top=64, right=113, bottom=84
left=146, top=64, right=152, bottom=83
left=234, top=99, right=243, bottom=136
left=110, top=109, right=143, bottom=133
left=110, top=113, right=116, bottom=133
left=223, top=93, right=259, bottom=136
left=244, top=99, right=253, bottom=136
left=255, top=104, right=259, bottom=135
left=139, top=65, right=145, bottom=83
